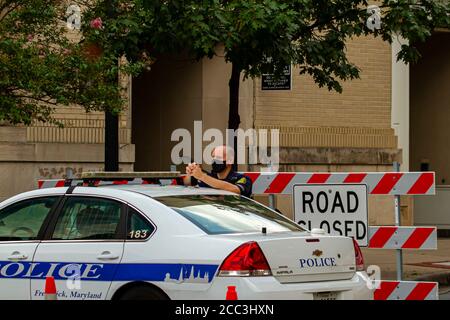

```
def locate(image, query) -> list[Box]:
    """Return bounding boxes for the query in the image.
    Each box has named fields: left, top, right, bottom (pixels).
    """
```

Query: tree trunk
left=105, top=110, right=119, bottom=171
left=228, top=62, right=241, bottom=170
left=104, top=0, right=119, bottom=172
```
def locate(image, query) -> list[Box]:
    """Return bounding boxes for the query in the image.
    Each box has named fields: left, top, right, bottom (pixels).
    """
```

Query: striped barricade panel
left=368, top=226, right=437, bottom=250
left=38, top=172, right=435, bottom=195
left=38, top=179, right=81, bottom=188
left=242, top=172, right=435, bottom=195
left=38, top=179, right=75, bottom=189
left=374, top=281, right=438, bottom=300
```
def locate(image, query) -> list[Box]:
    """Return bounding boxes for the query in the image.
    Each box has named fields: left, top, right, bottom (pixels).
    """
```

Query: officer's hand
left=186, top=164, right=193, bottom=176
left=186, top=163, right=198, bottom=176
left=191, top=164, right=205, bottom=180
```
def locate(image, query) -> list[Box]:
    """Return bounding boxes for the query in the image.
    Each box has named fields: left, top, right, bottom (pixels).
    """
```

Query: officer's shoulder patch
left=237, top=177, right=247, bottom=184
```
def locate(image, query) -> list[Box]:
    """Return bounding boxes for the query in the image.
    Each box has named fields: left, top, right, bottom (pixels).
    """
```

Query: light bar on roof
left=81, top=171, right=181, bottom=179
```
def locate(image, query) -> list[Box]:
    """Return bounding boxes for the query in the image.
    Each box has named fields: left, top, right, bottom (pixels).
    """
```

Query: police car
left=0, top=172, right=374, bottom=300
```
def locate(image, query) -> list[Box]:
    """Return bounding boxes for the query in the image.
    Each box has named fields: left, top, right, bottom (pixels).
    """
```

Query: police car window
left=0, top=197, right=58, bottom=241
left=156, top=195, right=305, bottom=235
left=127, top=208, right=154, bottom=240
left=52, top=197, right=122, bottom=240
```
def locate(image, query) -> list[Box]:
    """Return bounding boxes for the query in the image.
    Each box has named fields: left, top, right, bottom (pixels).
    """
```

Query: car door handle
left=97, top=251, right=119, bottom=261
left=8, top=251, right=28, bottom=260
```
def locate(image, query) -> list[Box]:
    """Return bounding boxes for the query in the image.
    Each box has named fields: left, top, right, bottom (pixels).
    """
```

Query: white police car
left=0, top=172, right=373, bottom=300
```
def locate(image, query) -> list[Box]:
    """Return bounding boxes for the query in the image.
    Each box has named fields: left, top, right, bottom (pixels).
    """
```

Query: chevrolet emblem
left=312, top=249, right=323, bottom=257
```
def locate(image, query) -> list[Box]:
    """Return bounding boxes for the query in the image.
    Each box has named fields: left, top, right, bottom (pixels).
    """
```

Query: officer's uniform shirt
left=196, top=171, right=253, bottom=198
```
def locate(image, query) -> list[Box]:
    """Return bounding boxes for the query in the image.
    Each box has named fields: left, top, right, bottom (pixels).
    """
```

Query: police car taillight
left=353, top=239, right=365, bottom=271
left=218, top=242, right=272, bottom=277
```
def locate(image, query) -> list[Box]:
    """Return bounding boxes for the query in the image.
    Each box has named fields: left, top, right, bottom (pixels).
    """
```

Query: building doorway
left=410, top=31, right=450, bottom=185
left=131, top=55, right=203, bottom=171
left=410, top=31, right=450, bottom=230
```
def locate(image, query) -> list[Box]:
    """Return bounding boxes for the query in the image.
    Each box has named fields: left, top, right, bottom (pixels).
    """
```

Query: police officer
left=184, top=145, right=252, bottom=197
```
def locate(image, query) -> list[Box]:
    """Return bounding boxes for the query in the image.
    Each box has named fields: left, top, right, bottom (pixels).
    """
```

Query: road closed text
left=294, top=184, right=369, bottom=246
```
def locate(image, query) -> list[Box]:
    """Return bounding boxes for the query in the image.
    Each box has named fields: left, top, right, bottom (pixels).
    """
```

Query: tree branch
left=10, top=93, right=59, bottom=106
left=0, top=1, right=19, bottom=23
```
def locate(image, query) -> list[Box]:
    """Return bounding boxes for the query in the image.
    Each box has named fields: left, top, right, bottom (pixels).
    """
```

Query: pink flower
left=27, top=34, right=33, bottom=42
left=90, top=17, right=103, bottom=29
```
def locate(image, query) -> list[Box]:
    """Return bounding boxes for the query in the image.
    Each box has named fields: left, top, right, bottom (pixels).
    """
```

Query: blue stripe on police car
left=0, top=261, right=218, bottom=283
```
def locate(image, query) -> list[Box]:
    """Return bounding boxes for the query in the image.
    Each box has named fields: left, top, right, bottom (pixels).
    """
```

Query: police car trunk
left=207, top=232, right=358, bottom=283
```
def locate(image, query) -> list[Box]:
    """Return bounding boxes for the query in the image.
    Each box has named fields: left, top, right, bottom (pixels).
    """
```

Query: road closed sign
left=293, top=184, right=369, bottom=246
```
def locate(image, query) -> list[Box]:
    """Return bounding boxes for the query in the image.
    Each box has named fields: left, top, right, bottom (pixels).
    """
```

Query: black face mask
left=211, top=160, right=227, bottom=174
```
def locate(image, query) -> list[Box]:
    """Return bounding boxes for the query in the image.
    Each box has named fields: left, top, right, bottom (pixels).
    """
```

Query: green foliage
left=0, top=0, right=124, bottom=125
left=1, top=0, right=449, bottom=124
left=85, top=0, right=449, bottom=95
left=82, top=0, right=226, bottom=60
left=216, top=0, right=450, bottom=92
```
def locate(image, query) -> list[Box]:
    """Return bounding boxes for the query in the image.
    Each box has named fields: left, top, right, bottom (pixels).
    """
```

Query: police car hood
left=213, top=231, right=357, bottom=283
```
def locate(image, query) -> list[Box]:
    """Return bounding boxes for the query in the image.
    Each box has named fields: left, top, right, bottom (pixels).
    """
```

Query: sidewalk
left=361, top=238, right=450, bottom=284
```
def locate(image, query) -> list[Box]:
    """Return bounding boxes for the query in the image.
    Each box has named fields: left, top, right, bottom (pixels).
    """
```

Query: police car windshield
left=156, top=195, right=305, bottom=235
